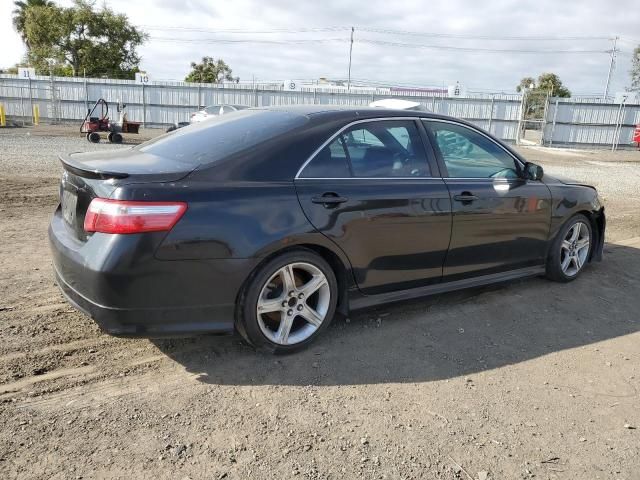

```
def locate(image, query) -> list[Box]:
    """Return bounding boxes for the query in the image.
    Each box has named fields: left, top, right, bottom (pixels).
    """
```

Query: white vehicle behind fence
left=190, top=104, right=249, bottom=123
left=369, top=99, right=427, bottom=111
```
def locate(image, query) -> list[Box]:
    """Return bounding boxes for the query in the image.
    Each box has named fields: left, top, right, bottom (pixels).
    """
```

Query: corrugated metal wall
left=0, top=74, right=522, bottom=141
left=543, top=98, right=640, bottom=146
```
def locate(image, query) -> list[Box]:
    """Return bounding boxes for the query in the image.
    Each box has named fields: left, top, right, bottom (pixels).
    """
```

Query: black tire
left=107, top=132, right=114, bottom=143
left=88, top=132, right=100, bottom=143
left=237, top=249, right=338, bottom=354
left=111, top=133, right=123, bottom=144
left=546, top=214, right=593, bottom=283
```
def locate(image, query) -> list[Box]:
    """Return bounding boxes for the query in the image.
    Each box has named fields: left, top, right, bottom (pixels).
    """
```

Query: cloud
left=1, top=0, right=637, bottom=95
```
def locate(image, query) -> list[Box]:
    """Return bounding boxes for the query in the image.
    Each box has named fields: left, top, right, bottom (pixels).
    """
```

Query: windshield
left=137, top=110, right=308, bottom=166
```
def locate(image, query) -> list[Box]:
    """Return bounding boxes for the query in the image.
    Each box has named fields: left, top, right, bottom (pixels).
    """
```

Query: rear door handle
left=311, top=194, right=348, bottom=205
left=453, top=194, right=478, bottom=202
left=311, top=194, right=348, bottom=207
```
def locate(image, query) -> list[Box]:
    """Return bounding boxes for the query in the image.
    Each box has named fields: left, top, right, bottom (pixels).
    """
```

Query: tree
left=516, top=73, right=571, bottom=120
left=12, top=0, right=53, bottom=47
left=516, top=73, right=571, bottom=97
left=20, top=0, right=147, bottom=78
left=516, top=77, right=535, bottom=93
left=631, top=46, right=640, bottom=92
left=185, top=56, right=238, bottom=83
left=536, top=73, right=571, bottom=97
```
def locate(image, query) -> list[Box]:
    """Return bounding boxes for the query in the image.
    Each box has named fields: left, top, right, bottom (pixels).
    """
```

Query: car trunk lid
left=58, top=149, right=198, bottom=241
left=59, top=148, right=199, bottom=182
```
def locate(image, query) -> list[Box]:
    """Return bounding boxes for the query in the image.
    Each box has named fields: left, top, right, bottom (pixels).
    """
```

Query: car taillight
left=84, top=198, right=187, bottom=234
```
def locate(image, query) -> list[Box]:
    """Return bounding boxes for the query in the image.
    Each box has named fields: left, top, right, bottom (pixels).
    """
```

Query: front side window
left=425, top=121, right=519, bottom=179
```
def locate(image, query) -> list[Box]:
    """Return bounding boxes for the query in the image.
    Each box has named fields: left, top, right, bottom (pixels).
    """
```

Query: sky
left=1, top=0, right=638, bottom=95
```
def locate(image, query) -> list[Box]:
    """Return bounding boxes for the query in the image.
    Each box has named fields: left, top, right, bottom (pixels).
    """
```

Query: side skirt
left=348, top=266, right=545, bottom=311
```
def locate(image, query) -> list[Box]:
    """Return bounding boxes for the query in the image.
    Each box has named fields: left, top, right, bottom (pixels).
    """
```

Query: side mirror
left=524, top=162, right=544, bottom=181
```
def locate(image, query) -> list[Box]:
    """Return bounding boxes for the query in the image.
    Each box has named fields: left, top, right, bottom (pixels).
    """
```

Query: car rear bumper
left=49, top=207, right=256, bottom=337
left=52, top=264, right=236, bottom=336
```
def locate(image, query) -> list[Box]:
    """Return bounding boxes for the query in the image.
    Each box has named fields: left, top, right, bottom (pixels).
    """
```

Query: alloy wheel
left=560, top=221, right=590, bottom=277
left=256, top=262, right=331, bottom=345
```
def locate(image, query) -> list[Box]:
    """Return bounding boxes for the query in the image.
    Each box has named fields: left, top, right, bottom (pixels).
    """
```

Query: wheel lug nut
left=281, top=301, right=288, bottom=307
left=298, top=293, right=304, bottom=299
left=288, top=291, right=295, bottom=297
left=287, top=309, right=293, bottom=316
left=297, top=304, right=303, bottom=311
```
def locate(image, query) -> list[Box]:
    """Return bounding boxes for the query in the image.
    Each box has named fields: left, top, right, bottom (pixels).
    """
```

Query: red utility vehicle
left=80, top=98, right=141, bottom=143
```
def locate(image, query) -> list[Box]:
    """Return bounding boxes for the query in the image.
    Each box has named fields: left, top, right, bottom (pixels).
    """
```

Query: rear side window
left=137, top=110, right=308, bottom=167
left=299, top=138, right=351, bottom=178
left=343, top=121, right=431, bottom=177
left=299, top=120, right=431, bottom=178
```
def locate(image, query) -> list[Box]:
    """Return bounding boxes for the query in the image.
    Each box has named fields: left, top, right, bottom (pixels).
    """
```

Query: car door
left=295, top=119, right=452, bottom=295
left=422, top=119, right=552, bottom=281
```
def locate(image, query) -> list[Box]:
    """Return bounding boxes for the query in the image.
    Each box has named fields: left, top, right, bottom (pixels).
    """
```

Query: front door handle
left=311, top=193, right=348, bottom=208
left=453, top=193, right=478, bottom=202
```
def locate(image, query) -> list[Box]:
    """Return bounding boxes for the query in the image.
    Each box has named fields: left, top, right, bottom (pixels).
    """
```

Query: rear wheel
left=237, top=249, right=338, bottom=353
left=88, top=132, right=100, bottom=143
left=546, top=214, right=592, bottom=282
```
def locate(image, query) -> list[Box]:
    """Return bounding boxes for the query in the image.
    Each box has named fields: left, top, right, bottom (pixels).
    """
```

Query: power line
left=140, top=24, right=613, bottom=42
left=357, top=39, right=609, bottom=54
left=141, top=25, right=351, bottom=34
left=149, top=36, right=349, bottom=45
left=148, top=35, right=609, bottom=54
left=358, top=27, right=611, bottom=41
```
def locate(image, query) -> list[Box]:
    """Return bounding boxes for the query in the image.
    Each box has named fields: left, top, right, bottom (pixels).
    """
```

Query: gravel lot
left=1, top=125, right=639, bottom=480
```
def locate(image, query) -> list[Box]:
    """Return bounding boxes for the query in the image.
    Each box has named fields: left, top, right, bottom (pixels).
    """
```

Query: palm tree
left=12, top=0, right=53, bottom=45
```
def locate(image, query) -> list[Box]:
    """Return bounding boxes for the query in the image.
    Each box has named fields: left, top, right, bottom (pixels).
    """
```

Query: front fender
left=546, top=183, right=604, bottom=262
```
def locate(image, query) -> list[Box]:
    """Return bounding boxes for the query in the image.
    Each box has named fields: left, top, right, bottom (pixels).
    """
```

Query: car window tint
left=345, top=129, right=385, bottom=148
left=341, top=121, right=430, bottom=177
left=387, top=126, right=411, bottom=149
left=425, top=121, right=518, bottom=178
left=138, top=110, right=308, bottom=167
left=299, top=138, right=351, bottom=178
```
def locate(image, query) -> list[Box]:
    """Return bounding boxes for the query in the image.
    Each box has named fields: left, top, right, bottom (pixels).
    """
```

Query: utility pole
left=603, top=36, right=619, bottom=100
left=347, top=27, right=354, bottom=92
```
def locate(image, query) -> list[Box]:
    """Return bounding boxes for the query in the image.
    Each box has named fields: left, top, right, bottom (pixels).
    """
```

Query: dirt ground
left=1, top=125, right=639, bottom=480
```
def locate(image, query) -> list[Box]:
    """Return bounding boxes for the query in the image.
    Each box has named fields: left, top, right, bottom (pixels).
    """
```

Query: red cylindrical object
left=634, top=124, right=640, bottom=143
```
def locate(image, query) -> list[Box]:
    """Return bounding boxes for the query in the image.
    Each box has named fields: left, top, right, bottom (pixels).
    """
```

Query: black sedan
left=49, top=106, right=605, bottom=352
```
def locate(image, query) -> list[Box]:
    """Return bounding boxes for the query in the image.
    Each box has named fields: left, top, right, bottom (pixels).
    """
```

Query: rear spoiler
left=58, top=153, right=129, bottom=180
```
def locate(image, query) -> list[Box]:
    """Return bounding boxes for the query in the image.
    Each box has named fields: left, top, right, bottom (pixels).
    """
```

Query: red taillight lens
left=84, top=198, right=187, bottom=234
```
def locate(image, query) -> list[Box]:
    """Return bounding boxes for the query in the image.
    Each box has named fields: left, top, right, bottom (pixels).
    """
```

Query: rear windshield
left=137, top=110, right=308, bottom=166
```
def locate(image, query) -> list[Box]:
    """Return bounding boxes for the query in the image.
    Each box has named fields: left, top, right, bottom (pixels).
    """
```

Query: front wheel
left=237, top=249, right=338, bottom=353
left=546, top=214, right=593, bottom=282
